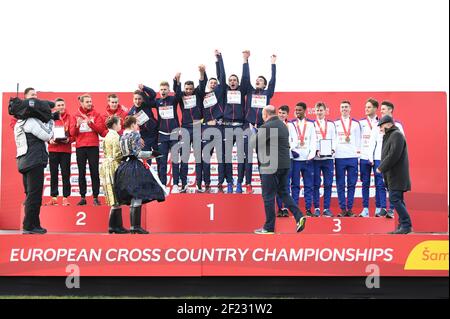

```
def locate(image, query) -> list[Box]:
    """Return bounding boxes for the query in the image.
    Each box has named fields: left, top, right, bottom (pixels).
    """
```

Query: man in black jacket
left=252, top=105, right=306, bottom=234
left=376, top=115, right=412, bottom=234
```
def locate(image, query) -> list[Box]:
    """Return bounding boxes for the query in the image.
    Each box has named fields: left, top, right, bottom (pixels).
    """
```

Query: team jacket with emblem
left=313, top=118, right=337, bottom=160
left=203, top=55, right=226, bottom=122
left=70, top=106, right=107, bottom=148
left=333, top=117, right=361, bottom=158
left=48, top=111, right=74, bottom=153
left=104, top=104, right=129, bottom=135
left=244, top=63, right=276, bottom=127
left=154, top=93, right=181, bottom=134
left=129, top=87, right=159, bottom=139
left=218, top=59, right=249, bottom=123
left=173, top=76, right=206, bottom=127
left=359, top=116, right=378, bottom=160
left=288, top=118, right=317, bottom=161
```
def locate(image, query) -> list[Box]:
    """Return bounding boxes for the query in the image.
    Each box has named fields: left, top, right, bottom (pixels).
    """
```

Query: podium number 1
left=76, top=212, right=87, bottom=226
left=207, top=204, right=215, bottom=221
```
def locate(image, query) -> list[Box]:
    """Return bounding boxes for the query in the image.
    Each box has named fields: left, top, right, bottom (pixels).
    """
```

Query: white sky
left=0, top=0, right=448, bottom=93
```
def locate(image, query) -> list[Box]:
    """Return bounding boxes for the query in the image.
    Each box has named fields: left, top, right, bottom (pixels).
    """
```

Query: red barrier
left=0, top=233, right=447, bottom=276
left=2, top=92, right=448, bottom=231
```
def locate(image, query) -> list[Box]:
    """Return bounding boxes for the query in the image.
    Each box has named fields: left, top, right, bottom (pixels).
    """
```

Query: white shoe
left=359, top=207, right=369, bottom=217
left=374, top=207, right=381, bottom=217
left=162, top=186, right=170, bottom=197
left=172, top=185, right=179, bottom=193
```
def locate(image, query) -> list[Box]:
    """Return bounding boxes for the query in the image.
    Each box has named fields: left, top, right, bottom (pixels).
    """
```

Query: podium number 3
left=76, top=212, right=87, bottom=226
left=332, top=218, right=342, bottom=233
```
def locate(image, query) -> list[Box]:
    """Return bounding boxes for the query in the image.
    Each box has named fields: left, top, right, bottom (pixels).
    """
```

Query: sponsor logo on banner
left=404, top=240, right=449, bottom=271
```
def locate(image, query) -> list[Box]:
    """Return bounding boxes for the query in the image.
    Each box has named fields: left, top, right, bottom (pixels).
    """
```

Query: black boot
left=130, top=206, right=149, bottom=234
left=108, top=207, right=130, bottom=234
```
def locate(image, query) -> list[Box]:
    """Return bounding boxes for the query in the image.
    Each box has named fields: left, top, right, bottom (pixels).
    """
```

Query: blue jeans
left=335, top=158, right=358, bottom=210
left=373, top=160, right=388, bottom=209
left=261, top=169, right=303, bottom=232
left=389, top=190, right=412, bottom=229
left=313, top=159, right=334, bottom=209
left=290, top=160, right=314, bottom=210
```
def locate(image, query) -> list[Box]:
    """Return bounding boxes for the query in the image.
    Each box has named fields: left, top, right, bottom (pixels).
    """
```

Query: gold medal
left=300, top=141, right=305, bottom=146
left=345, top=136, right=350, bottom=142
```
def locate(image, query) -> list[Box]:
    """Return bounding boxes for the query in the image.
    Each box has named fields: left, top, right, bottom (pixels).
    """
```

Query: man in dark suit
left=376, top=115, right=412, bottom=234
left=252, top=105, right=306, bottom=234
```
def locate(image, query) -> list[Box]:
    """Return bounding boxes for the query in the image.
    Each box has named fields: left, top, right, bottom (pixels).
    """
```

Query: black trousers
left=49, top=152, right=71, bottom=198
left=76, top=146, right=100, bottom=197
left=261, top=168, right=303, bottom=232
left=22, top=165, right=45, bottom=230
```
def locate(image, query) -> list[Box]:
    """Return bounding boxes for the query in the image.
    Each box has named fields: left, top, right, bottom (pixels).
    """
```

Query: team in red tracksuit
left=70, top=95, right=107, bottom=206
left=46, top=99, right=75, bottom=206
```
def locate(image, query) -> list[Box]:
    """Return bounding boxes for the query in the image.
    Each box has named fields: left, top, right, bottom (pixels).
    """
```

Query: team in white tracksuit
left=312, top=103, right=337, bottom=217
left=334, top=107, right=361, bottom=216
left=359, top=114, right=379, bottom=214
left=289, top=112, right=317, bottom=213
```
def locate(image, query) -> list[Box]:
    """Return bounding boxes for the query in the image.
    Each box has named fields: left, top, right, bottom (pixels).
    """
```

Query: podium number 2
left=332, top=218, right=342, bottom=233
left=207, top=204, right=214, bottom=221
left=76, top=212, right=87, bottom=226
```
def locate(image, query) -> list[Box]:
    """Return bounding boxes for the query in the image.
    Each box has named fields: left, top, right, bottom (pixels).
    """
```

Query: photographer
left=11, top=88, right=55, bottom=234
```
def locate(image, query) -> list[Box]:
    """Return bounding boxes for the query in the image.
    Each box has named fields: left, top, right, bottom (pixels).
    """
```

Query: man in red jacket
left=45, top=98, right=74, bottom=206
left=70, top=94, right=107, bottom=206
left=104, top=94, right=128, bottom=135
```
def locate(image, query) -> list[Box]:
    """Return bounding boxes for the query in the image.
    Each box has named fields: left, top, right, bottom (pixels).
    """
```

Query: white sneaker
left=374, top=207, right=381, bottom=217
left=172, top=185, right=179, bottom=193
left=359, top=207, right=369, bottom=217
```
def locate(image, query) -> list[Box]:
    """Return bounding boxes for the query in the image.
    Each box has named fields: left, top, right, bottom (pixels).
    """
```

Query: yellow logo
left=404, top=240, right=449, bottom=270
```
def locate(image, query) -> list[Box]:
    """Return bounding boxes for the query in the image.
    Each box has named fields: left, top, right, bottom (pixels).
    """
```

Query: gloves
left=291, top=150, right=300, bottom=158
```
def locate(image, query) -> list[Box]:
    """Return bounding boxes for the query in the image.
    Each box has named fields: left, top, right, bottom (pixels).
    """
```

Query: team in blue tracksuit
left=243, top=57, right=276, bottom=189
left=219, top=55, right=250, bottom=193
left=202, top=53, right=227, bottom=190
left=334, top=108, right=361, bottom=216
left=128, top=89, right=159, bottom=153
left=312, top=104, right=337, bottom=217
left=142, top=84, right=181, bottom=187
left=173, top=68, right=207, bottom=191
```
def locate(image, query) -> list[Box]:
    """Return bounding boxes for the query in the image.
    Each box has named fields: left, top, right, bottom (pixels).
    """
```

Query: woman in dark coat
left=114, top=116, right=166, bottom=234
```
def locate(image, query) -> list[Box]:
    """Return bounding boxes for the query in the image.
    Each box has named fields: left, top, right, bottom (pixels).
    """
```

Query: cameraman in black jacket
left=11, top=87, right=55, bottom=234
